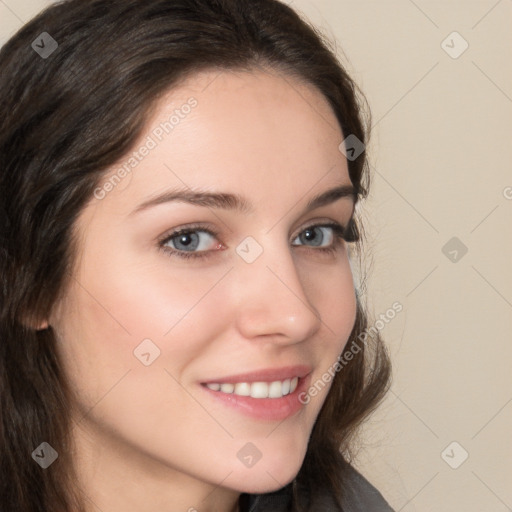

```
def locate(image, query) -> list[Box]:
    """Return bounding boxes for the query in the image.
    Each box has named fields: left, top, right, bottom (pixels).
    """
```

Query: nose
left=232, top=238, right=322, bottom=345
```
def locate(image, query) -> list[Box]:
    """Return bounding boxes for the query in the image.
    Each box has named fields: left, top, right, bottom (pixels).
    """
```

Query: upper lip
left=201, top=365, right=312, bottom=384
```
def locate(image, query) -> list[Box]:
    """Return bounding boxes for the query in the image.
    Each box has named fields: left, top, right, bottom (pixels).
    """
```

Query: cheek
left=302, top=251, right=357, bottom=347
left=74, top=243, right=227, bottom=343
left=52, top=258, right=236, bottom=460
left=326, top=262, right=356, bottom=319
left=52, top=248, right=229, bottom=411
left=296, top=253, right=357, bottom=405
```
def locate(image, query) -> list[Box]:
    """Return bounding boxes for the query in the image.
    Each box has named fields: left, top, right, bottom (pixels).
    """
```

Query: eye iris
left=175, top=233, right=199, bottom=250
left=301, top=227, right=323, bottom=247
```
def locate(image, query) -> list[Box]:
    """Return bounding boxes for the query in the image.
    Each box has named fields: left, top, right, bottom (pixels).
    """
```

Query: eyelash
left=157, top=220, right=359, bottom=261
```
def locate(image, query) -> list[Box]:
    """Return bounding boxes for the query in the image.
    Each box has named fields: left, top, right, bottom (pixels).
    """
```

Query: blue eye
left=164, top=229, right=216, bottom=253
left=292, top=225, right=335, bottom=248
left=158, top=220, right=358, bottom=261
left=158, top=223, right=220, bottom=260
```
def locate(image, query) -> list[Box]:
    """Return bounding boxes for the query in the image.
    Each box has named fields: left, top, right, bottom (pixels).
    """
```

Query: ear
left=23, top=298, right=61, bottom=331
left=22, top=313, right=50, bottom=331
left=36, top=320, right=50, bottom=330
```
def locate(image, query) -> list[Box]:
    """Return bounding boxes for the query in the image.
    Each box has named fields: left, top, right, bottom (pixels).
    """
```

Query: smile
left=205, top=377, right=299, bottom=399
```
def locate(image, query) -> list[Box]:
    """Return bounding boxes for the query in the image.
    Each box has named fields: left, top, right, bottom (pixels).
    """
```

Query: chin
left=229, top=448, right=306, bottom=495
left=232, top=471, right=299, bottom=495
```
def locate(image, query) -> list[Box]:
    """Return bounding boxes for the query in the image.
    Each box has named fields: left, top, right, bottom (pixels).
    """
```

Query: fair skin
left=44, top=67, right=357, bottom=512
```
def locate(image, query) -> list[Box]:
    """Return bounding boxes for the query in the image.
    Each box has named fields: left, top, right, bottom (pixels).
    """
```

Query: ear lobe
left=23, top=299, right=60, bottom=331
left=21, top=313, right=50, bottom=331
left=36, top=320, right=50, bottom=331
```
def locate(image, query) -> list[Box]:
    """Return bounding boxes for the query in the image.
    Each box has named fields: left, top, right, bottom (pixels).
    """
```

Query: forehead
left=91, top=67, right=351, bottom=216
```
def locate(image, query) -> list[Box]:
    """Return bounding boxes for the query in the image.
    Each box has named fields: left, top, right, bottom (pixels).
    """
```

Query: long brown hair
left=0, top=1, right=392, bottom=510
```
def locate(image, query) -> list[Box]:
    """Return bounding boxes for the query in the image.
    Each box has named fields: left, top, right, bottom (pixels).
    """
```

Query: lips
left=201, top=365, right=311, bottom=384
left=199, top=365, right=312, bottom=420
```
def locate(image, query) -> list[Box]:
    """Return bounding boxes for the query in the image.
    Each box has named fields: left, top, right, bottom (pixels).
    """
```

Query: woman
left=0, top=1, right=394, bottom=511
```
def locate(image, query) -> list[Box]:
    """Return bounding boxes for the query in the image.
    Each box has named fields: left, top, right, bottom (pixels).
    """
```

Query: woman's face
left=48, top=67, right=358, bottom=509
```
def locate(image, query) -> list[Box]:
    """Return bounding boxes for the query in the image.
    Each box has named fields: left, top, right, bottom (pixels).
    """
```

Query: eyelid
left=156, top=216, right=353, bottom=243
left=156, top=222, right=219, bottom=245
left=157, top=215, right=359, bottom=261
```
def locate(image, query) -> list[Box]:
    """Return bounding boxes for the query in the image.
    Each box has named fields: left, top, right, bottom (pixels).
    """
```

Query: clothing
left=243, top=463, right=395, bottom=511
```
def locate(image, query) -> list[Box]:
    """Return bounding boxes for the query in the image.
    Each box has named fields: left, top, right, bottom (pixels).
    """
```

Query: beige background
left=1, top=1, right=511, bottom=510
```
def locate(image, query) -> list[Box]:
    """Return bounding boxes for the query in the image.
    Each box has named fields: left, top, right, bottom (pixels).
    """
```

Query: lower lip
left=200, top=375, right=311, bottom=421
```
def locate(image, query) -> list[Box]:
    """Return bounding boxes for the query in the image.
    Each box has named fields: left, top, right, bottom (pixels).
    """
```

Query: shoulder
left=339, top=463, right=396, bottom=512
left=243, top=463, right=395, bottom=512
left=303, top=462, right=395, bottom=511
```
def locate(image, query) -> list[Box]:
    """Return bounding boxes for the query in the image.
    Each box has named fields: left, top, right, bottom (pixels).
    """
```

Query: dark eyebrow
left=129, top=183, right=356, bottom=217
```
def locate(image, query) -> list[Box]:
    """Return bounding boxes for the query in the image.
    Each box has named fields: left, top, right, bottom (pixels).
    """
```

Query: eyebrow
left=129, top=183, right=356, bottom=217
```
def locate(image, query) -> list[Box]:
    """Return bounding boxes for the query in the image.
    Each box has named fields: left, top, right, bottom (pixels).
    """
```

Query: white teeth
left=220, top=383, right=234, bottom=393
left=205, top=377, right=300, bottom=399
left=282, top=378, right=291, bottom=395
left=234, top=382, right=251, bottom=396
left=250, top=382, right=268, bottom=398
left=268, top=381, right=283, bottom=398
